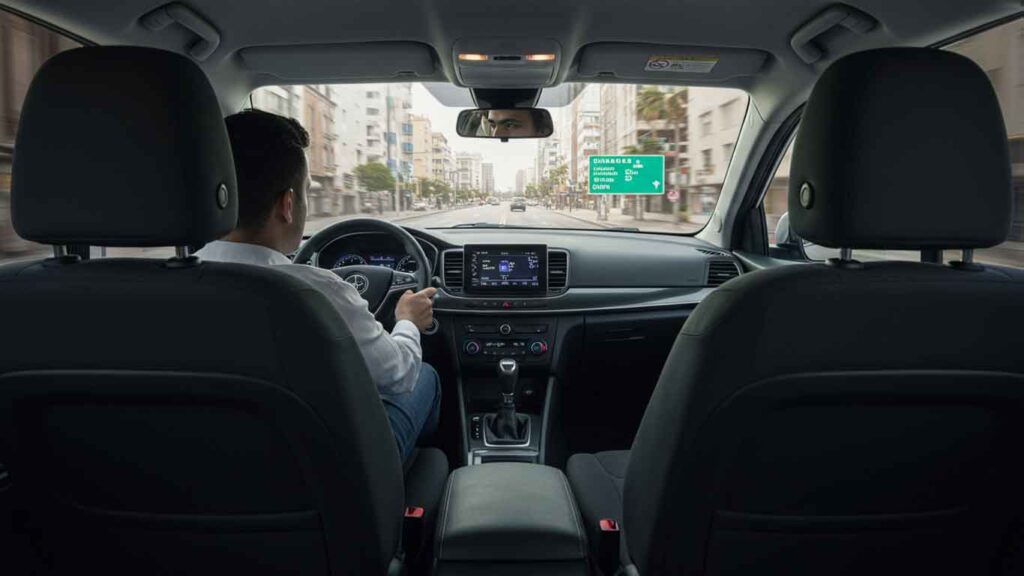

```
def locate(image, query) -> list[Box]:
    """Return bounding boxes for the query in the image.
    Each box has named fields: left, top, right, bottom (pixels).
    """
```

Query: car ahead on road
left=2, top=2, right=1024, bottom=576
left=411, top=201, right=428, bottom=211
left=510, top=197, right=527, bottom=212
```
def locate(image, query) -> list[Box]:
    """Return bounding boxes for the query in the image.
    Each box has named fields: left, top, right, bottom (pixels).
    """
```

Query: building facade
left=456, top=152, right=482, bottom=192
left=410, top=114, right=433, bottom=181
left=431, top=132, right=455, bottom=186
left=684, top=87, right=746, bottom=218
left=481, top=162, right=495, bottom=196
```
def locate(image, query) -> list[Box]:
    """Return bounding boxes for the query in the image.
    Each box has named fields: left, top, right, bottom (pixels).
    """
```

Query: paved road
left=307, top=203, right=606, bottom=232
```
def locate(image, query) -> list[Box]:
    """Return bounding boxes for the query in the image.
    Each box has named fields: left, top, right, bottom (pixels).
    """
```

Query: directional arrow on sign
left=653, top=180, right=661, bottom=189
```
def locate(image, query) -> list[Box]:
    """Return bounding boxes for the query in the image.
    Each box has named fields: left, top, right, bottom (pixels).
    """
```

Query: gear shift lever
left=498, top=357, right=519, bottom=407
left=485, top=358, right=530, bottom=444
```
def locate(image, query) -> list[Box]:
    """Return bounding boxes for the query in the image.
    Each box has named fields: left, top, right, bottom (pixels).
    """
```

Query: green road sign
left=588, top=155, right=665, bottom=195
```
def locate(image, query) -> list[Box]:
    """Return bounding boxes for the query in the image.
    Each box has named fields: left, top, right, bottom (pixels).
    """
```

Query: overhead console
left=452, top=37, right=561, bottom=88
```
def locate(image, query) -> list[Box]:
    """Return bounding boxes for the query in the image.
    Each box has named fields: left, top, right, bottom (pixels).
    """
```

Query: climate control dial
left=529, top=340, right=549, bottom=356
left=464, top=340, right=482, bottom=356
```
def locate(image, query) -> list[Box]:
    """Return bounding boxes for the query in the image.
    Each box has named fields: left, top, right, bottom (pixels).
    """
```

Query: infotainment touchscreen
left=463, top=244, right=547, bottom=295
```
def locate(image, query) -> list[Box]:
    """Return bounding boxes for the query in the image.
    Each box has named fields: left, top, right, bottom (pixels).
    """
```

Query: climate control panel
left=457, top=319, right=555, bottom=366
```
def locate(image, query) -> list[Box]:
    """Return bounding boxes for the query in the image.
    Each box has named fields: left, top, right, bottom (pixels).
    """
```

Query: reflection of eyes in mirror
left=456, top=108, right=554, bottom=139
left=483, top=110, right=535, bottom=138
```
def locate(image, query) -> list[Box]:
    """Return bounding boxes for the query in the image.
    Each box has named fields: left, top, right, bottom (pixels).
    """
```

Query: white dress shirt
left=195, top=240, right=422, bottom=395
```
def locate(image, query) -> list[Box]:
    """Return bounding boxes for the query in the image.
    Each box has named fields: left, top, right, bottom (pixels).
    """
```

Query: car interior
left=2, top=1, right=1024, bottom=575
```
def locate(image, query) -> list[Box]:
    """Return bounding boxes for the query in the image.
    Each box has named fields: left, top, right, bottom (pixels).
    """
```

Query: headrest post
left=827, top=247, right=862, bottom=269
left=921, top=249, right=943, bottom=264
left=164, top=246, right=200, bottom=269
left=948, top=248, right=983, bottom=271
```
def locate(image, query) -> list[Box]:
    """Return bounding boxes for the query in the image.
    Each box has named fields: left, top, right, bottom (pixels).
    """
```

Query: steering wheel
left=292, top=218, right=431, bottom=320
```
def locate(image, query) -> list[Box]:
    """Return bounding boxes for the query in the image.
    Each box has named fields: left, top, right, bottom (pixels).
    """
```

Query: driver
left=485, top=109, right=536, bottom=138
left=196, top=110, right=440, bottom=464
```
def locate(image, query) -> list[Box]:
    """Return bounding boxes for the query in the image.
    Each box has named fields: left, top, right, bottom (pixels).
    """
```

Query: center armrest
left=435, top=463, right=587, bottom=562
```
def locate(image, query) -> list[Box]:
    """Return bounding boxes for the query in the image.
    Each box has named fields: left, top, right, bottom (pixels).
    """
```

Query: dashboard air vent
left=548, top=250, right=569, bottom=291
left=443, top=250, right=463, bottom=292
left=696, top=247, right=727, bottom=256
left=707, top=260, right=741, bottom=287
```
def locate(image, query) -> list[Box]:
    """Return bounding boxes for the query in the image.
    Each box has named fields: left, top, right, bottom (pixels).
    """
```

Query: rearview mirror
left=456, top=108, right=554, bottom=140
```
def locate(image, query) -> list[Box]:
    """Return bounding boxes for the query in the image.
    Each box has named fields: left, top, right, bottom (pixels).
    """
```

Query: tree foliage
left=417, top=178, right=452, bottom=198
left=354, top=162, right=396, bottom=192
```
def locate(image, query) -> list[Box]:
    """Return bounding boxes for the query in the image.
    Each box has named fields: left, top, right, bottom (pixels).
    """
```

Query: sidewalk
left=552, top=207, right=706, bottom=233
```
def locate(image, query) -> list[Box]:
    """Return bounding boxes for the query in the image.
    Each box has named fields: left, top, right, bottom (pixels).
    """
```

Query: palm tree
left=636, top=87, right=687, bottom=222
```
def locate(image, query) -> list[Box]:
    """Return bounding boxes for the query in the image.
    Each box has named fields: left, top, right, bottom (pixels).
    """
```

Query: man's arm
left=280, top=265, right=434, bottom=395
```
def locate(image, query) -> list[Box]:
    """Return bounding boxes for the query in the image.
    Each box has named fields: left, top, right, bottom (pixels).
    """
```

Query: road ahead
left=309, top=203, right=607, bottom=233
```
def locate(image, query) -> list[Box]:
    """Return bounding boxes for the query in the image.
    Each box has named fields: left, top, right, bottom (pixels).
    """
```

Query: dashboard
left=315, top=232, right=439, bottom=274
left=303, top=226, right=742, bottom=315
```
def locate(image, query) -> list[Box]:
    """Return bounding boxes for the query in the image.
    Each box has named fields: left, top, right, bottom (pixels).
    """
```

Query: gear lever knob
left=497, top=357, right=519, bottom=399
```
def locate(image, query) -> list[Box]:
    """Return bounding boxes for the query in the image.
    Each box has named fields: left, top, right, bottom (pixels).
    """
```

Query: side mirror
left=456, top=108, right=554, bottom=141
left=774, top=211, right=838, bottom=261
left=774, top=212, right=798, bottom=246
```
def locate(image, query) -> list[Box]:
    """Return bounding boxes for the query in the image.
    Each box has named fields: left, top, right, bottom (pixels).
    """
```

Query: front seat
left=568, top=47, right=1024, bottom=575
left=0, top=46, right=444, bottom=576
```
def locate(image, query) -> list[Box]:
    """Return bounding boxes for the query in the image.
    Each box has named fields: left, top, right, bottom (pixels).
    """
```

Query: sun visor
left=576, top=43, right=768, bottom=83
left=239, top=42, right=437, bottom=82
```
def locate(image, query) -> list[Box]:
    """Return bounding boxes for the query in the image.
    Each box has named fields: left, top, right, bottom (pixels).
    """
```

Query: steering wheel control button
left=529, top=340, right=549, bottom=356
left=392, top=271, right=417, bottom=289
left=498, top=323, right=512, bottom=336
left=464, top=340, right=482, bottom=356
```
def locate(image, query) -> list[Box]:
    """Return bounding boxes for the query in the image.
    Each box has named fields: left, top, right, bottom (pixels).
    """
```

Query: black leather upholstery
left=435, top=463, right=587, bottom=563
left=569, top=48, right=1024, bottom=576
left=0, top=46, right=423, bottom=575
left=789, top=48, right=1011, bottom=249
left=11, top=47, right=237, bottom=246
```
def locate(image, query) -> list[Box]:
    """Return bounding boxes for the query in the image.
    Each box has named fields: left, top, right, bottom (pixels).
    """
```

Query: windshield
left=251, top=83, right=748, bottom=235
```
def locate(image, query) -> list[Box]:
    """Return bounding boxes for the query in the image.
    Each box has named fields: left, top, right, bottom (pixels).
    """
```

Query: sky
left=410, top=83, right=566, bottom=191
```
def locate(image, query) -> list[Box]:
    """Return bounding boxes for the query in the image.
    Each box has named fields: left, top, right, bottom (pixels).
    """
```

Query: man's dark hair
left=225, top=109, right=310, bottom=230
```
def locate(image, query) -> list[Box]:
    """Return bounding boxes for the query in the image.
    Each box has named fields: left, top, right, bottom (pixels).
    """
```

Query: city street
left=308, top=203, right=607, bottom=232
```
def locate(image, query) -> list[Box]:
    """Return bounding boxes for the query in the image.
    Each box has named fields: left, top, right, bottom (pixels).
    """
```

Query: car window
left=0, top=11, right=80, bottom=265
left=765, top=18, right=1024, bottom=268
left=250, top=84, right=748, bottom=237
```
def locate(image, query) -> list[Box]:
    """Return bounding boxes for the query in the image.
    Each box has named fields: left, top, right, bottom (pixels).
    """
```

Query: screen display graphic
left=464, top=245, right=547, bottom=294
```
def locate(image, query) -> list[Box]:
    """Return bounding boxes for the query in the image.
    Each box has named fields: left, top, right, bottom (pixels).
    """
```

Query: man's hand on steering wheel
left=396, top=287, right=437, bottom=332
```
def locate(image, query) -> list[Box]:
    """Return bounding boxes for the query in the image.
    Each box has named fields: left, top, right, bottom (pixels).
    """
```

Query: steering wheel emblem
left=345, top=273, right=370, bottom=295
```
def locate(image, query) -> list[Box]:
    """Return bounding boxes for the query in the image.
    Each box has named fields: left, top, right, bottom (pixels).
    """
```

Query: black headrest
left=789, top=48, right=1011, bottom=249
left=12, top=47, right=237, bottom=247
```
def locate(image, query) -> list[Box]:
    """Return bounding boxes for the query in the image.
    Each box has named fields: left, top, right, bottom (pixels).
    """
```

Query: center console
left=452, top=244, right=563, bottom=466
left=434, top=463, right=588, bottom=576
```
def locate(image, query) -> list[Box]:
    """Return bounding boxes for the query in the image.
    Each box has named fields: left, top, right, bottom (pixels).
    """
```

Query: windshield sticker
left=644, top=55, right=718, bottom=73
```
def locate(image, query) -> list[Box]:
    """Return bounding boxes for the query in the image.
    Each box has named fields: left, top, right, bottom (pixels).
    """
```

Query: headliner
left=5, top=0, right=1021, bottom=113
